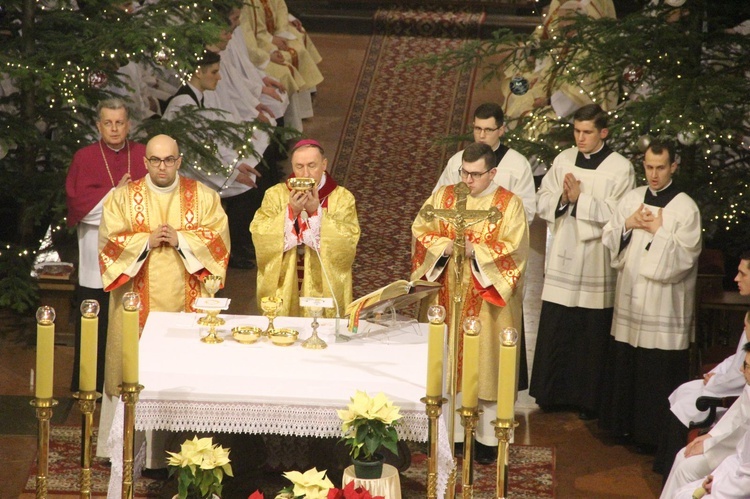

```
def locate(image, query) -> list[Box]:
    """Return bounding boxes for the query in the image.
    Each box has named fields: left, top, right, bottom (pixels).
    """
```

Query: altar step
left=287, top=0, right=541, bottom=36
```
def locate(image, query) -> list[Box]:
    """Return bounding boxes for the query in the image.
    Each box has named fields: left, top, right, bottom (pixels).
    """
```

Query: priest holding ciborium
left=411, top=142, right=529, bottom=464
left=251, top=139, right=360, bottom=318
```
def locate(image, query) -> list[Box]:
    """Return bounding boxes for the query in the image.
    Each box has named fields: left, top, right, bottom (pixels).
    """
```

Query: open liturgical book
left=345, top=279, right=441, bottom=333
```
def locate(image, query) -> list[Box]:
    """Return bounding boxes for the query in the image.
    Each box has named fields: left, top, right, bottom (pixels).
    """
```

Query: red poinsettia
left=248, top=491, right=264, bottom=499
left=327, top=481, right=384, bottom=499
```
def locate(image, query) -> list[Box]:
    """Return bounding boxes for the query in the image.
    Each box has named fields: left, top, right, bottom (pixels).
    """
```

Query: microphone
left=301, top=209, right=342, bottom=333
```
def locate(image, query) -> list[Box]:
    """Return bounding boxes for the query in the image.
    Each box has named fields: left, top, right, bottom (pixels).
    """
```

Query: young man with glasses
left=434, top=103, right=536, bottom=224
left=65, top=98, right=148, bottom=394
left=412, top=142, right=529, bottom=464
left=530, top=103, right=635, bottom=420
left=663, top=341, right=750, bottom=498
left=96, top=134, right=230, bottom=466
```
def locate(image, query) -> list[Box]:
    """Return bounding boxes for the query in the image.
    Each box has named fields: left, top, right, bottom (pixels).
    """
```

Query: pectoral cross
left=419, top=182, right=502, bottom=454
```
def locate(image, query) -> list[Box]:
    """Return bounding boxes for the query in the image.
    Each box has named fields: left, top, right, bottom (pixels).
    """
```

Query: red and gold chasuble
left=411, top=184, right=529, bottom=400
left=99, top=176, right=229, bottom=395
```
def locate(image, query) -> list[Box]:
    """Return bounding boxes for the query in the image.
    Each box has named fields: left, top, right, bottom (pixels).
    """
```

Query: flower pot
left=351, top=453, right=385, bottom=479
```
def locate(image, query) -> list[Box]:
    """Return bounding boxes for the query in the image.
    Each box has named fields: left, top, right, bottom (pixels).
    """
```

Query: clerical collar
left=145, top=174, right=179, bottom=193
left=644, top=180, right=680, bottom=208
left=102, top=139, right=127, bottom=153
left=575, top=143, right=613, bottom=170
left=581, top=142, right=605, bottom=159
left=317, top=172, right=327, bottom=191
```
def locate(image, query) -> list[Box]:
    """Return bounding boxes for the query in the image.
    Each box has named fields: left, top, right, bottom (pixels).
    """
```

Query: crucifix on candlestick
left=418, top=182, right=502, bottom=458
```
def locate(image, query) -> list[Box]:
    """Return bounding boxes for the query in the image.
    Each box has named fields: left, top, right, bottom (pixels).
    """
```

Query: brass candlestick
left=420, top=395, right=447, bottom=499
left=120, top=382, right=144, bottom=499
left=459, top=406, right=481, bottom=499
left=73, top=390, right=101, bottom=498
left=30, top=397, right=58, bottom=498
left=492, top=418, right=518, bottom=499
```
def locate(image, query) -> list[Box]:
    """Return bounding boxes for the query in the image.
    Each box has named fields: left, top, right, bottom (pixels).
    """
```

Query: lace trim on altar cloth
left=135, top=401, right=429, bottom=440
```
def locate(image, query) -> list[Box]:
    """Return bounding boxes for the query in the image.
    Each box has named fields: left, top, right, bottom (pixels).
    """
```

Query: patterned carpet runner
left=25, top=426, right=555, bottom=497
left=333, top=7, right=483, bottom=298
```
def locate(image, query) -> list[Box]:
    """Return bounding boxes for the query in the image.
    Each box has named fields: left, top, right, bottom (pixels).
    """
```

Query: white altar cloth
left=107, top=312, right=453, bottom=498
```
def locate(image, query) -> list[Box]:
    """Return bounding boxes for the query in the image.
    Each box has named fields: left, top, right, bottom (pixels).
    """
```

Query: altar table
left=107, top=312, right=453, bottom=497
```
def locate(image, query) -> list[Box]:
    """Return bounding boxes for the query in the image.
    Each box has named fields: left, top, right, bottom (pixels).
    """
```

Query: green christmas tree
left=0, top=0, right=270, bottom=313
left=420, top=0, right=750, bottom=257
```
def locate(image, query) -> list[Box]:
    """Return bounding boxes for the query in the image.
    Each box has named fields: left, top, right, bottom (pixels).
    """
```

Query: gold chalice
left=260, top=296, right=283, bottom=336
left=198, top=275, right=225, bottom=327
left=288, top=177, right=315, bottom=192
left=301, top=306, right=327, bottom=349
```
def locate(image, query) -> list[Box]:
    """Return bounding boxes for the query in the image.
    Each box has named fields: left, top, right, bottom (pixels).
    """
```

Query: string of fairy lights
left=499, top=0, right=749, bottom=235
left=1, top=1, right=261, bottom=263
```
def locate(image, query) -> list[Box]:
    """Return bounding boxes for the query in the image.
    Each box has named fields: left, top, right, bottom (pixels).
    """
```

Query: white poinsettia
left=166, top=436, right=233, bottom=499
left=337, top=391, right=402, bottom=461
left=281, top=467, right=334, bottom=499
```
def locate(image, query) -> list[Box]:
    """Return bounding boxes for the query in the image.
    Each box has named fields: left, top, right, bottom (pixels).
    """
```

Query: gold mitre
left=287, top=177, right=316, bottom=192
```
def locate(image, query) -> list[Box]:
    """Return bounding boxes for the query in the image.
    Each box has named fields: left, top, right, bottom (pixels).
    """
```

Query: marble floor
left=2, top=32, right=664, bottom=498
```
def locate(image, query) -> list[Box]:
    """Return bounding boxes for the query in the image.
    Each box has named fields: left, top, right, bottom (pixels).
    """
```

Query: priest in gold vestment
left=411, top=142, right=528, bottom=463
left=96, top=134, right=230, bottom=462
left=251, top=139, right=359, bottom=318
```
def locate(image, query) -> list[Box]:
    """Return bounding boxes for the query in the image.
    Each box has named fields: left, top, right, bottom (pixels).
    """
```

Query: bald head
left=144, top=134, right=181, bottom=187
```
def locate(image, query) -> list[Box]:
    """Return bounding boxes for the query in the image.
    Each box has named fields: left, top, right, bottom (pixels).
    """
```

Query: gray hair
left=96, top=98, right=130, bottom=120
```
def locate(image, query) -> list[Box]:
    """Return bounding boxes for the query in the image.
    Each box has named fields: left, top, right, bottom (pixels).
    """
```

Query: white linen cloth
left=107, top=312, right=454, bottom=498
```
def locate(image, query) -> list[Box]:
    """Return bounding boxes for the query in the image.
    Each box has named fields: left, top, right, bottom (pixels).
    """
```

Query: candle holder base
left=491, top=418, right=518, bottom=499
left=119, top=383, right=144, bottom=499
left=421, top=396, right=447, bottom=499
left=458, top=406, right=481, bottom=499
left=31, top=397, right=58, bottom=498
left=74, top=391, right=101, bottom=499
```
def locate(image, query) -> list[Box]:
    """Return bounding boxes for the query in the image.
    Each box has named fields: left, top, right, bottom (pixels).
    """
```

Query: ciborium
left=301, top=306, right=327, bottom=349
left=260, top=296, right=283, bottom=336
left=198, top=275, right=224, bottom=327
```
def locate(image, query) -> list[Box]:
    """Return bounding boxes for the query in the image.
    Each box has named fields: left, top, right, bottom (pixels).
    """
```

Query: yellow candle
left=426, top=305, right=446, bottom=398
left=35, top=306, right=56, bottom=399
left=496, top=328, right=518, bottom=420
left=426, top=322, right=445, bottom=397
left=122, top=293, right=141, bottom=384
left=79, top=316, right=98, bottom=392
left=461, top=329, right=480, bottom=408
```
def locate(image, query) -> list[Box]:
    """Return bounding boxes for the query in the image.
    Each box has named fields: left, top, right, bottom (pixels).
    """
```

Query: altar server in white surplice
left=598, top=139, right=702, bottom=452
left=529, top=104, right=635, bottom=419
left=654, top=261, right=750, bottom=478
left=673, top=422, right=750, bottom=499
left=661, top=344, right=750, bottom=499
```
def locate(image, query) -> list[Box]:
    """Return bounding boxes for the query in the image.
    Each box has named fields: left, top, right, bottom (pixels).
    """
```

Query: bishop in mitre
left=96, top=134, right=230, bottom=464
left=251, top=139, right=359, bottom=317
left=411, top=142, right=529, bottom=463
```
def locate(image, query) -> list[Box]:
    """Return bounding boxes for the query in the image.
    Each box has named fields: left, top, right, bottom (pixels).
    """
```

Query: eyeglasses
left=473, top=126, right=500, bottom=135
left=458, top=168, right=492, bottom=180
left=147, top=156, right=179, bottom=167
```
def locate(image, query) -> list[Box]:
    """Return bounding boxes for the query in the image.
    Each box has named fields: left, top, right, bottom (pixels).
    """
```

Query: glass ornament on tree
left=509, top=76, right=529, bottom=96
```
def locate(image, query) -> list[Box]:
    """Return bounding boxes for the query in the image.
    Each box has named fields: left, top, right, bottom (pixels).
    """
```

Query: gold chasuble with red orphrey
left=411, top=184, right=528, bottom=401
left=99, top=176, right=229, bottom=395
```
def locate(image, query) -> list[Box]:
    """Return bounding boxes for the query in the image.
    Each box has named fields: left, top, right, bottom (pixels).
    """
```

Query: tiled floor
left=3, top=33, right=663, bottom=498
